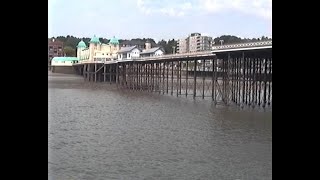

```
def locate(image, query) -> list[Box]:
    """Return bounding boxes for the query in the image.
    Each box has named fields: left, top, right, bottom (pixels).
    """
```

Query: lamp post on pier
left=172, top=46, right=176, bottom=54
left=219, top=40, right=224, bottom=46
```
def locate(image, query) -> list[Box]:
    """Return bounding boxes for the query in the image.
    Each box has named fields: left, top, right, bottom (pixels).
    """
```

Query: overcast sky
left=48, top=0, right=272, bottom=41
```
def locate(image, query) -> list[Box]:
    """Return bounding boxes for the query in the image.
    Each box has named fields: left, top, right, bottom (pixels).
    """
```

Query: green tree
left=167, top=39, right=177, bottom=54
left=157, top=39, right=167, bottom=51
left=64, top=46, right=76, bottom=56
left=214, top=35, right=242, bottom=45
left=157, top=39, right=177, bottom=54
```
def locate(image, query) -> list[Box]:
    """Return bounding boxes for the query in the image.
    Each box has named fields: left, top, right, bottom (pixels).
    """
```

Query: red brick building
left=48, top=38, right=64, bottom=65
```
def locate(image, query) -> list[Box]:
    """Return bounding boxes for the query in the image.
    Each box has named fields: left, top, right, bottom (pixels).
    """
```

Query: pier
left=73, top=41, right=272, bottom=108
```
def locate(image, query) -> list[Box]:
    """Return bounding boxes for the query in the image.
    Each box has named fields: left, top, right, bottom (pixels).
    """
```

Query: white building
left=140, top=40, right=164, bottom=57
left=140, top=47, right=164, bottom=57
left=50, top=57, right=79, bottom=74
left=51, top=57, right=79, bottom=66
left=117, top=40, right=165, bottom=60
left=117, top=46, right=141, bottom=60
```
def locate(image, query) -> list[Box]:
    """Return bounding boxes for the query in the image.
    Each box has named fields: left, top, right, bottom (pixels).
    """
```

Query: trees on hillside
left=64, top=46, right=76, bottom=57
left=213, top=35, right=271, bottom=45
left=50, top=35, right=271, bottom=55
left=157, top=39, right=177, bottom=54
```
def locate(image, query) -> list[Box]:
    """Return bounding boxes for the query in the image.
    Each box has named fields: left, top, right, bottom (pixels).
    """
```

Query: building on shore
left=117, top=40, right=164, bottom=60
left=48, top=38, right=64, bottom=65
left=140, top=40, right=164, bottom=57
left=51, top=57, right=79, bottom=74
left=177, top=33, right=213, bottom=53
left=117, top=46, right=141, bottom=60
left=140, top=47, right=164, bottom=57
left=77, top=35, right=120, bottom=62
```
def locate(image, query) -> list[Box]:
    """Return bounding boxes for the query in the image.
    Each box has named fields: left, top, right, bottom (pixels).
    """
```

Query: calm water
left=48, top=72, right=272, bottom=180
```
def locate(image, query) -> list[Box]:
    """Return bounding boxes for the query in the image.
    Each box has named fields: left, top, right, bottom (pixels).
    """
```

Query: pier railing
left=134, top=51, right=214, bottom=61
left=212, top=41, right=272, bottom=50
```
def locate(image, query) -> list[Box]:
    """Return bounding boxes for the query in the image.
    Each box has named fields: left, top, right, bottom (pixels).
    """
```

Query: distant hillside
left=49, top=35, right=271, bottom=55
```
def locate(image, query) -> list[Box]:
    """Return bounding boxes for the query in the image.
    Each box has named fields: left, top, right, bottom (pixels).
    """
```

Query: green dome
left=109, top=36, right=119, bottom=45
left=77, top=40, right=87, bottom=48
left=89, top=35, right=100, bottom=44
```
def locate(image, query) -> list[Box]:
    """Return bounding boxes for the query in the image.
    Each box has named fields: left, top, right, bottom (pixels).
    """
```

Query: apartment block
left=177, top=33, right=213, bottom=53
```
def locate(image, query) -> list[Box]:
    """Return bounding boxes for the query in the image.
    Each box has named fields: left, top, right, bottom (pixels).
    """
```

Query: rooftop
left=118, top=46, right=138, bottom=53
left=140, top=47, right=162, bottom=54
left=52, top=57, right=79, bottom=61
left=89, top=35, right=101, bottom=44
left=109, top=36, right=119, bottom=45
left=77, top=40, right=87, bottom=48
left=48, top=38, right=63, bottom=45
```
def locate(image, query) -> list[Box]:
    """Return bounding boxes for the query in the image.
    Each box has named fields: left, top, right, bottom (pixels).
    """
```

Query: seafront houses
left=140, top=40, right=164, bottom=58
left=117, top=46, right=141, bottom=60
left=117, top=40, right=165, bottom=60
left=140, top=47, right=164, bottom=57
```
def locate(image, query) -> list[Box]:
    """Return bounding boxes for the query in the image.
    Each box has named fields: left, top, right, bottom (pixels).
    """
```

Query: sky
left=48, top=0, right=272, bottom=41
